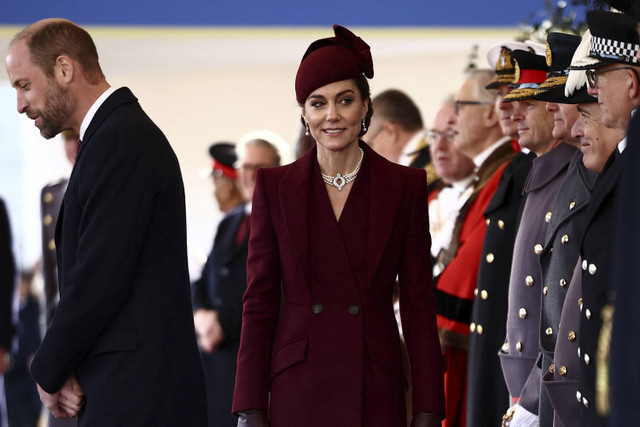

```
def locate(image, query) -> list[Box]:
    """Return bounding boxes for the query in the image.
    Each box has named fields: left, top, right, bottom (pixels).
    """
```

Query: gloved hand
left=411, top=412, right=444, bottom=427
left=236, top=410, right=269, bottom=427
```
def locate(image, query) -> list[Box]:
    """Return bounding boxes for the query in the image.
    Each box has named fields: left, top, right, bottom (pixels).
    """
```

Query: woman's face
left=302, top=79, right=368, bottom=153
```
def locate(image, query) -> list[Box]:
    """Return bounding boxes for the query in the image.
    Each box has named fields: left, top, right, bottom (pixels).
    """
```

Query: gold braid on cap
left=546, top=42, right=553, bottom=67
left=513, top=60, right=521, bottom=83
left=496, top=47, right=514, bottom=72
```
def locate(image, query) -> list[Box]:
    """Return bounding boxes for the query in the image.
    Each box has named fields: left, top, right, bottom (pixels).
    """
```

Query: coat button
left=348, top=305, right=359, bottom=315
left=534, top=244, right=543, bottom=255
left=568, top=331, right=576, bottom=342
left=43, top=214, right=53, bottom=226
left=516, top=342, right=523, bottom=352
left=559, top=366, right=567, bottom=376
left=44, top=192, right=54, bottom=203
left=582, top=397, right=590, bottom=407
left=569, top=201, right=576, bottom=210
left=545, top=327, right=553, bottom=336
left=582, top=259, right=588, bottom=270
left=545, top=211, right=552, bottom=223
left=549, top=364, right=555, bottom=374
left=48, top=239, right=56, bottom=251
left=584, top=353, right=591, bottom=365
left=498, top=220, right=505, bottom=229
left=519, top=308, right=527, bottom=319
left=576, top=391, right=582, bottom=402
left=560, top=279, right=567, bottom=288
left=543, top=286, right=549, bottom=296
left=476, top=324, right=484, bottom=335
left=486, top=218, right=491, bottom=226
left=312, top=303, right=323, bottom=314
left=502, top=342, right=510, bottom=352
left=470, top=322, right=476, bottom=333
left=525, top=276, right=534, bottom=287
left=480, top=290, right=488, bottom=300
left=474, top=288, right=479, bottom=297
left=588, top=264, right=597, bottom=275
left=578, top=298, right=583, bottom=311
left=486, top=253, right=495, bottom=263
left=561, top=235, right=569, bottom=244
left=585, top=309, right=592, bottom=320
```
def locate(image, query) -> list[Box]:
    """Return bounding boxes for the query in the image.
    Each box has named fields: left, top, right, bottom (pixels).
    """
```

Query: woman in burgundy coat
left=232, top=25, right=445, bottom=427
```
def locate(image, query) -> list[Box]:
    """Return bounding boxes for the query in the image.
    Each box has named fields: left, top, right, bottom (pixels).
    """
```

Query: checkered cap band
left=591, top=36, right=639, bottom=64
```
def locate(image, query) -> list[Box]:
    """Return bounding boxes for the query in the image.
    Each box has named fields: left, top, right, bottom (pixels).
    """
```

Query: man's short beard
left=39, top=80, right=71, bottom=140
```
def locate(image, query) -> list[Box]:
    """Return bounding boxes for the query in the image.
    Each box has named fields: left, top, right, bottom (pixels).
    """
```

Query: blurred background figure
left=367, top=89, right=440, bottom=188
left=0, top=197, right=16, bottom=427
left=4, top=269, right=41, bottom=427
left=192, top=137, right=281, bottom=426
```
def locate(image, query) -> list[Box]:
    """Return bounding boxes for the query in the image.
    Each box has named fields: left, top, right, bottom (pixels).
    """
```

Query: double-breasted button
left=582, top=397, right=590, bottom=407
left=498, top=220, right=505, bottom=229
left=549, top=364, right=555, bottom=374
left=569, top=201, right=576, bottom=210
left=588, top=264, right=597, bottom=275
left=519, top=308, right=527, bottom=319
left=502, top=342, right=509, bottom=352
left=543, top=286, right=549, bottom=296
left=43, top=214, right=53, bottom=226
left=476, top=325, right=484, bottom=335
left=474, top=288, right=479, bottom=297
left=480, top=290, right=488, bottom=300
left=486, top=253, right=495, bottom=263
left=585, top=309, right=592, bottom=320
left=486, top=218, right=491, bottom=226
left=48, top=239, right=56, bottom=251
left=582, top=259, right=588, bottom=270
left=545, top=327, right=553, bottom=336
left=560, top=279, right=567, bottom=288
left=561, top=235, right=569, bottom=244
left=576, top=391, right=582, bottom=402
left=578, top=298, right=583, bottom=310
left=568, top=331, right=576, bottom=342
left=312, top=303, right=323, bottom=314
left=534, top=244, right=543, bottom=254
left=545, top=211, right=552, bottom=223
left=516, top=342, right=523, bottom=352
left=525, top=276, right=534, bottom=287
left=559, top=366, right=567, bottom=376
left=348, top=305, right=359, bottom=315
left=584, top=353, right=591, bottom=365
left=44, top=192, right=54, bottom=203
left=470, top=323, right=476, bottom=333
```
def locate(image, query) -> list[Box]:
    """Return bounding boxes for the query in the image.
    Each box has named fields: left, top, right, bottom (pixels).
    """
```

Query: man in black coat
left=5, top=19, right=206, bottom=425
left=0, top=197, right=16, bottom=427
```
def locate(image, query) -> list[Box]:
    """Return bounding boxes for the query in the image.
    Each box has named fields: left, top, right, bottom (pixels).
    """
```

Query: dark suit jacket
left=30, top=88, right=207, bottom=426
left=0, top=198, right=15, bottom=350
left=192, top=204, right=248, bottom=427
left=233, top=143, right=444, bottom=425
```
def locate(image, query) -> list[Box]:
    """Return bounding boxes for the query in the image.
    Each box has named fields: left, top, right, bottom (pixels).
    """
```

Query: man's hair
left=371, top=89, right=423, bottom=131
left=465, top=69, right=498, bottom=104
left=245, top=139, right=282, bottom=166
left=11, top=18, right=104, bottom=84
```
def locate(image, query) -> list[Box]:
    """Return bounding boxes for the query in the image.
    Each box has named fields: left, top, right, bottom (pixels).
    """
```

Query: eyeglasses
left=454, top=100, right=491, bottom=115
left=426, top=129, right=456, bottom=145
left=586, top=66, right=640, bottom=88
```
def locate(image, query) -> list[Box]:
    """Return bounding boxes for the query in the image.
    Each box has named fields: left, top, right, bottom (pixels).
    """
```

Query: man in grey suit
left=5, top=18, right=206, bottom=425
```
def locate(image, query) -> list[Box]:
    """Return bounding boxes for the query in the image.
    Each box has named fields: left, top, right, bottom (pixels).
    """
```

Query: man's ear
left=55, top=55, right=75, bottom=84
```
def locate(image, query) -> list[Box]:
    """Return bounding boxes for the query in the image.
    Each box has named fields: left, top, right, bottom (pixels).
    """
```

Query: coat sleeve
left=0, top=199, right=15, bottom=350
left=31, top=134, right=160, bottom=393
left=398, top=170, right=446, bottom=417
left=233, top=169, right=282, bottom=413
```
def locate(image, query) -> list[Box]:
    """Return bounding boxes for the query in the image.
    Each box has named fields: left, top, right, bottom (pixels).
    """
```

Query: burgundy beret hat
left=295, top=25, right=374, bottom=105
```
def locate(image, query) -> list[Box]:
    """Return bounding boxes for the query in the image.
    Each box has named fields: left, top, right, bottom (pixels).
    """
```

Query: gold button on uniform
left=568, top=331, right=576, bottom=342
left=561, top=235, right=569, bottom=244
left=498, top=220, right=505, bottom=229
left=476, top=325, right=484, bottom=335
left=519, top=308, right=527, bottom=319
left=474, top=288, right=479, bottom=297
left=549, top=364, right=555, bottom=374
left=480, top=290, right=488, bottom=300
left=48, top=239, right=56, bottom=251
left=516, top=342, right=523, bottom=352
left=546, top=327, right=553, bottom=336
left=559, top=366, right=567, bottom=376
left=545, top=211, right=552, bottom=223
left=578, top=298, right=583, bottom=310
left=569, top=201, right=576, bottom=210
left=560, top=279, right=567, bottom=288
left=44, top=192, right=54, bottom=203
left=543, top=286, right=549, bottom=296
left=470, top=323, right=476, bottom=333
left=586, top=309, right=592, bottom=320
left=502, top=342, right=509, bottom=352
left=486, top=218, right=491, bottom=226
left=534, top=244, right=543, bottom=254
left=525, top=276, right=534, bottom=287
left=486, top=253, right=495, bottom=263
left=43, top=214, right=53, bottom=226
left=584, top=354, right=591, bottom=365
left=589, top=264, right=597, bottom=275
left=582, top=259, right=588, bottom=270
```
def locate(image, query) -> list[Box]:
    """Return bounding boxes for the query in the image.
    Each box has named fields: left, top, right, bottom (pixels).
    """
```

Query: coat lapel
left=365, top=145, right=404, bottom=288
left=278, top=148, right=314, bottom=286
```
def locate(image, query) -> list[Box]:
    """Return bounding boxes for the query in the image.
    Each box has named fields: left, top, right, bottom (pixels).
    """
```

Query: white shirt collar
left=618, top=136, right=627, bottom=153
left=472, top=136, right=511, bottom=168
left=398, top=130, right=426, bottom=167
left=79, top=87, right=116, bottom=141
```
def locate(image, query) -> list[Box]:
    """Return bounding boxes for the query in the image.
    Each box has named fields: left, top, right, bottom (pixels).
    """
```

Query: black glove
left=411, top=412, right=444, bottom=427
left=236, top=410, right=269, bottom=427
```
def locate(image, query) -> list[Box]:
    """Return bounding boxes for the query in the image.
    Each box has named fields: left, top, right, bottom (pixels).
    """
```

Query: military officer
left=466, top=42, right=535, bottom=427
left=568, top=10, right=639, bottom=425
left=531, top=32, right=599, bottom=427
left=499, top=48, right=577, bottom=426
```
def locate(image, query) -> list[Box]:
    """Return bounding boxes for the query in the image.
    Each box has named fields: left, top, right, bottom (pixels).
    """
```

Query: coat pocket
left=86, top=327, right=138, bottom=359
left=366, top=336, right=407, bottom=389
left=270, top=337, right=308, bottom=381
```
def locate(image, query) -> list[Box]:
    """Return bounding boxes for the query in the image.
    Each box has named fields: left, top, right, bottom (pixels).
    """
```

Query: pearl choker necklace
left=321, top=148, right=364, bottom=191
